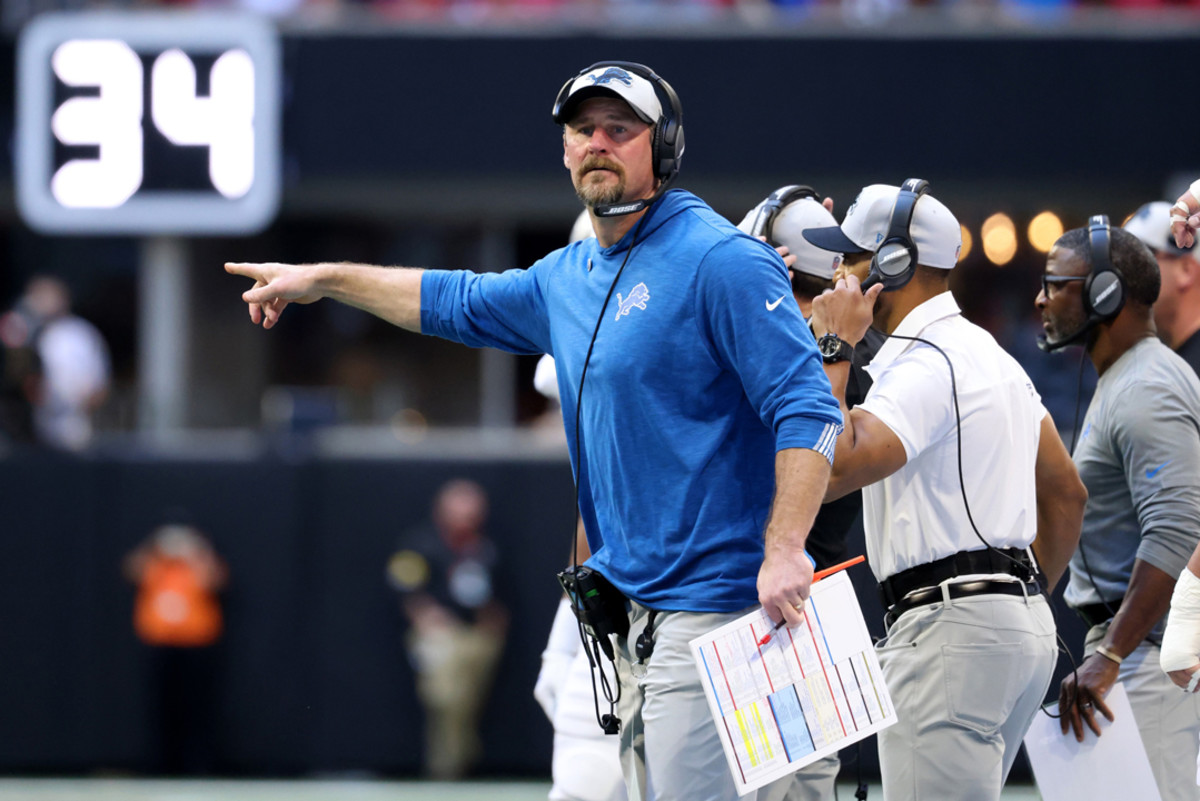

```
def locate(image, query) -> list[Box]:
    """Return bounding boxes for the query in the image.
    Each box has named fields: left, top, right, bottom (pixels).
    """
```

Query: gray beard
left=575, top=174, right=626, bottom=209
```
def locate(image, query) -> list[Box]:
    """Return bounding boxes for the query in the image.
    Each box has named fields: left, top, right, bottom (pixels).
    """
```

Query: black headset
left=1083, top=214, right=1126, bottom=322
left=862, top=178, right=930, bottom=293
left=748, top=185, right=819, bottom=247
left=1038, top=214, right=1127, bottom=352
left=552, top=61, right=685, bottom=216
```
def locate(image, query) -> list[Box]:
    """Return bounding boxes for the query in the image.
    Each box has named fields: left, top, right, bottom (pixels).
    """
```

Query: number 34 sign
left=16, top=12, right=281, bottom=236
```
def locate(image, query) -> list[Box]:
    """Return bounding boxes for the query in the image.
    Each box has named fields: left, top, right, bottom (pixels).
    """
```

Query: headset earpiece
left=1083, top=215, right=1125, bottom=322
left=867, top=178, right=930, bottom=292
left=749, top=185, right=819, bottom=246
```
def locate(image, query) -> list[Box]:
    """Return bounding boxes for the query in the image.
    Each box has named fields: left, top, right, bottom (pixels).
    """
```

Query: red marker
left=756, top=555, right=867, bottom=647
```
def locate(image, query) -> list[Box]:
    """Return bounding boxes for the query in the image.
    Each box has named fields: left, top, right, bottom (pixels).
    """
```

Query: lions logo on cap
left=846, top=194, right=862, bottom=220
left=590, top=67, right=634, bottom=87
left=1132, top=204, right=1156, bottom=224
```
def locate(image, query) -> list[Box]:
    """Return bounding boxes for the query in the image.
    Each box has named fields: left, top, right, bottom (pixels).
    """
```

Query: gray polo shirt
left=1065, top=337, right=1200, bottom=624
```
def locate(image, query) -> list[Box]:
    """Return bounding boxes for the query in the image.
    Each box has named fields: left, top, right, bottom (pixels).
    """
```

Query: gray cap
left=737, top=197, right=843, bottom=281
left=803, top=184, right=962, bottom=270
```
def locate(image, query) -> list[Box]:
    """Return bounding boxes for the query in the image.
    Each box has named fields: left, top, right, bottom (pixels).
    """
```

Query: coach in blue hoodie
left=227, top=62, right=842, bottom=801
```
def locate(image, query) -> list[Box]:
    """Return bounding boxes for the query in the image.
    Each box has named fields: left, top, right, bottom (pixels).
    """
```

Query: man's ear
left=1179, top=255, right=1200, bottom=291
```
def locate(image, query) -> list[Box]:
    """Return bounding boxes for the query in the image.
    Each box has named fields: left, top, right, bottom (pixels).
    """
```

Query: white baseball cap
left=737, top=196, right=843, bottom=281
left=553, top=65, right=663, bottom=126
left=1125, top=201, right=1198, bottom=257
left=803, top=184, right=962, bottom=270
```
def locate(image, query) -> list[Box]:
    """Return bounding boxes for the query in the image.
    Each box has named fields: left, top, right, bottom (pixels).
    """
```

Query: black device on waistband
left=557, top=565, right=630, bottom=661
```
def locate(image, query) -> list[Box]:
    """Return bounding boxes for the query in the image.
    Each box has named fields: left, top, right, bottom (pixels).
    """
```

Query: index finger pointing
left=225, top=262, right=262, bottom=278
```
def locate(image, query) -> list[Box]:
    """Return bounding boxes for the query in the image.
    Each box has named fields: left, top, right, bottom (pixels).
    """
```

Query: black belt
left=878, top=547, right=1035, bottom=609
left=883, top=579, right=1037, bottom=628
left=1074, top=597, right=1124, bottom=628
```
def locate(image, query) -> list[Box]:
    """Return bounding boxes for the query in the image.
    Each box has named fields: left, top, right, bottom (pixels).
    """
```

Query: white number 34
left=50, top=39, right=254, bottom=209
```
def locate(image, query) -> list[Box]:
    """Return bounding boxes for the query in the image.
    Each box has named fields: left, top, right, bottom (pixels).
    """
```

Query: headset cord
left=883, top=331, right=1079, bottom=718
left=882, top=333, right=1029, bottom=574
left=570, top=208, right=652, bottom=730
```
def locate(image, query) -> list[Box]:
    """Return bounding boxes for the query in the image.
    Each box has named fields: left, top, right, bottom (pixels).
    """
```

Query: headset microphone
left=1036, top=323, right=1091, bottom=353
left=1036, top=318, right=1094, bottom=352
left=593, top=177, right=674, bottom=219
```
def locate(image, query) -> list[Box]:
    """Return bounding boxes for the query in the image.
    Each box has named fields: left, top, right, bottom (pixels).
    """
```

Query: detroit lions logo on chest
left=615, top=283, right=650, bottom=321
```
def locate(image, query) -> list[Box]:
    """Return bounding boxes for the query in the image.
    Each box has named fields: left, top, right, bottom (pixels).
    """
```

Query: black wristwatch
left=817, top=333, right=854, bottom=364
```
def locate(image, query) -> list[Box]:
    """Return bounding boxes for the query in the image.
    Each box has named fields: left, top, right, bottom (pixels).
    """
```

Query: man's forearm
left=1103, top=559, right=1176, bottom=657
left=318, top=262, right=426, bottom=332
left=764, top=446, right=832, bottom=556
left=758, top=446, right=831, bottom=622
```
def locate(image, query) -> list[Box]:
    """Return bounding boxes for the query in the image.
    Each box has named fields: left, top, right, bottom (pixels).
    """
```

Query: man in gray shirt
left=1036, top=216, right=1200, bottom=801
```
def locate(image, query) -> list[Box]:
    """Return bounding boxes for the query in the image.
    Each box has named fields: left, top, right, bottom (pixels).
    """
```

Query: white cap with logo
left=553, top=65, right=663, bottom=126
left=1125, top=201, right=1199, bottom=257
left=737, top=197, right=843, bottom=281
left=802, top=184, right=962, bottom=270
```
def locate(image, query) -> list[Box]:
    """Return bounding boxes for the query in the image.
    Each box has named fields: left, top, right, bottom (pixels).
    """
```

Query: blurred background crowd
left=8, top=0, right=1200, bottom=33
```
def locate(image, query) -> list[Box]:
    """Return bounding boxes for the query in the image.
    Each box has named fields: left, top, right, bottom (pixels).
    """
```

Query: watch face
left=819, top=334, right=850, bottom=362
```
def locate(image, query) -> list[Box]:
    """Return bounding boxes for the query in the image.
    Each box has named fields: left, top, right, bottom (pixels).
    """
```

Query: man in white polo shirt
left=801, top=181, right=1086, bottom=801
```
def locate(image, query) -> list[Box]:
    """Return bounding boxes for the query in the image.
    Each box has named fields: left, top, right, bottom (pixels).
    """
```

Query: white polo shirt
left=856, top=291, right=1046, bottom=582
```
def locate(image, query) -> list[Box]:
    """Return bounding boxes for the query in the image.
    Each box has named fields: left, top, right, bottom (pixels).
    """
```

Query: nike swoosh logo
left=766, top=295, right=787, bottom=311
left=1146, top=461, right=1172, bottom=479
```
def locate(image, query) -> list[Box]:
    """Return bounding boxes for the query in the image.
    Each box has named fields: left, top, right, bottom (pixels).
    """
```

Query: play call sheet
left=689, top=571, right=897, bottom=795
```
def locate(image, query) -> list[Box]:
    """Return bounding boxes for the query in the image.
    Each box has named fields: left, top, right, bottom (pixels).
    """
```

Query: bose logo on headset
left=1093, top=280, right=1119, bottom=307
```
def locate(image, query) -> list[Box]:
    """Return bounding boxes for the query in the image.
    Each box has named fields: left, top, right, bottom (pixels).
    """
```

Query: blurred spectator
left=1125, top=200, right=1200, bottom=376
left=0, top=276, right=110, bottom=451
left=387, top=479, right=508, bottom=779
left=0, top=319, right=41, bottom=447
left=123, top=517, right=229, bottom=775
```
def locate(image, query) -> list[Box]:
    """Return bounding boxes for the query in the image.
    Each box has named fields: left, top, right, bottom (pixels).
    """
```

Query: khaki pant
left=617, top=603, right=778, bottom=801
left=408, top=623, right=505, bottom=779
left=876, top=590, right=1056, bottom=801
left=758, top=754, right=840, bottom=801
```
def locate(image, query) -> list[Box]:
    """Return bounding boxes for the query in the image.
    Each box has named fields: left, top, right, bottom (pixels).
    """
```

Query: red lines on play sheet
left=777, top=600, right=848, bottom=739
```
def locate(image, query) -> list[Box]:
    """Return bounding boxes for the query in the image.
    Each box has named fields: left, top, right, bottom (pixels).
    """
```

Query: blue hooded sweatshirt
left=421, top=189, right=841, bottom=612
